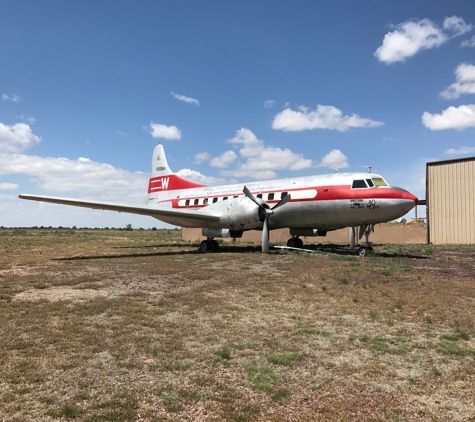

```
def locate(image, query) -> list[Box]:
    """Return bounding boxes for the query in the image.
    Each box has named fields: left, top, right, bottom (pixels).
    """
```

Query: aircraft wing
left=18, top=194, right=221, bottom=228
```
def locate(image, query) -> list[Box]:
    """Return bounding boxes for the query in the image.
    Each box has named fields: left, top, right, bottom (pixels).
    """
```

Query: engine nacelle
left=226, top=197, right=264, bottom=231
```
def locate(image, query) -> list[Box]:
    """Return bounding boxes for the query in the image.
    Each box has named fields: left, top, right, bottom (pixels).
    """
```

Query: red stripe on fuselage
left=154, top=184, right=418, bottom=208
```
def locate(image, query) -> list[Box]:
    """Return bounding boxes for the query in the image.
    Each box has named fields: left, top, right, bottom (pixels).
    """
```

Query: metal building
left=426, top=156, right=475, bottom=244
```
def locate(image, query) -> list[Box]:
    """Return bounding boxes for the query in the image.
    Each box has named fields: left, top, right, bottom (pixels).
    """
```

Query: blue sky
left=1, top=1, right=474, bottom=228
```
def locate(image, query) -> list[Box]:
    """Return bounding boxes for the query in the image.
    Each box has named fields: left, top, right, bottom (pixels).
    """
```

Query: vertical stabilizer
left=150, top=144, right=173, bottom=178
left=147, top=144, right=206, bottom=203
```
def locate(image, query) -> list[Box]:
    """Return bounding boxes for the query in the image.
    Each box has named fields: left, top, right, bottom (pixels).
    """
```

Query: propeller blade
left=262, top=217, right=270, bottom=253
left=271, top=193, right=291, bottom=210
left=243, top=186, right=261, bottom=207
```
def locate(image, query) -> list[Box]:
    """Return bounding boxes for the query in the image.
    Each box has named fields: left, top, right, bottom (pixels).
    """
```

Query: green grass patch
left=245, top=362, right=279, bottom=392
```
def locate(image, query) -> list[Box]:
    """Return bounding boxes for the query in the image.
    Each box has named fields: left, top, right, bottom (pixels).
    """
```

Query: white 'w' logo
left=160, top=177, right=169, bottom=189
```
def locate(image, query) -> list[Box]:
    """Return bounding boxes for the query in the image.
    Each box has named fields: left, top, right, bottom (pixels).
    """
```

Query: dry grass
left=0, top=228, right=474, bottom=421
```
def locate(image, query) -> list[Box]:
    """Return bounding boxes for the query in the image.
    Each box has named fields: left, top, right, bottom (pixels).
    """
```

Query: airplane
left=19, top=143, right=418, bottom=256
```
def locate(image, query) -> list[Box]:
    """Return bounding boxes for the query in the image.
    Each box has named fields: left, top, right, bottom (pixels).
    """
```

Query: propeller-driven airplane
left=20, top=143, right=418, bottom=255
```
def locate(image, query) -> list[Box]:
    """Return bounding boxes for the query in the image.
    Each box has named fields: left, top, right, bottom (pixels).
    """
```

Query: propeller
left=243, top=186, right=291, bottom=253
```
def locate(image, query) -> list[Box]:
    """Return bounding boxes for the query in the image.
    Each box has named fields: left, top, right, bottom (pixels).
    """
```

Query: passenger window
left=223, top=197, right=228, bottom=200
left=212, top=198, right=218, bottom=203
left=366, top=179, right=374, bottom=187
left=233, top=195, right=238, bottom=198
left=257, top=194, right=262, bottom=199
left=194, top=199, right=199, bottom=205
left=281, top=192, right=288, bottom=199
left=185, top=200, right=190, bottom=206
left=203, top=198, right=208, bottom=205
left=268, top=193, right=275, bottom=200
left=352, top=180, right=367, bottom=189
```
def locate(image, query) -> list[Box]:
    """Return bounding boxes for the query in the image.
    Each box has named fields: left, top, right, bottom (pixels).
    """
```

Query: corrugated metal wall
left=427, top=158, right=475, bottom=244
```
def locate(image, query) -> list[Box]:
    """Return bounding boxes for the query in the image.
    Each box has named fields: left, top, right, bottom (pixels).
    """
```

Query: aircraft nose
left=393, top=187, right=418, bottom=213
left=400, top=190, right=418, bottom=203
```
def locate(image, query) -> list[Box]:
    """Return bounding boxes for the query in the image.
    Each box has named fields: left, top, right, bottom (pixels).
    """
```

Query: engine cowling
left=226, top=196, right=264, bottom=231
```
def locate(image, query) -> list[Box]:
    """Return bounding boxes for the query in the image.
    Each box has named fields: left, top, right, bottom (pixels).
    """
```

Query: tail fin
left=147, top=144, right=206, bottom=199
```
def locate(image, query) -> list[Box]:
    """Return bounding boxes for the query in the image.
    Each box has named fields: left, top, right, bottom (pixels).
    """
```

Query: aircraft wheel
left=296, top=238, right=304, bottom=248
left=287, top=238, right=297, bottom=247
left=211, top=240, right=219, bottom=252
left=358, top=246, right=368, bottom=257
left=200, top=240, right=209, bottom=252
left=358, top=246, right=374, bottom=256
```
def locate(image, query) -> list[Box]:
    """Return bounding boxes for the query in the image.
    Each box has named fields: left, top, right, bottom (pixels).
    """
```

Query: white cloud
left=317, top=150, right=349, bottom=169
left=0, top=123, right=41, bottom=153
left=443, top=16, right=473, bottom=36
left=2, top=94, right=20, bottom=102
left=221, top=128, right=312, bottom=180
left=116, top=130, right=126, bottom=136
left=171, top=92, right=200, bottom=106
left=264, top=100, right=275, bottom=109
left=0, top=182, right=19, bottom=190
left=176, top=168, right=225, bottom=186
left=149, top=122, right=181, bottom=140
left=17, top=114, right=36, bottom=124
left=374, top=16, right=472, bottom=64
left=272, top=105, right=383, bottom=132
left=194, top=152, right=211, bottom=164
left=461, top=35, right=475, bottom=47
left=440, top=63, right=475, bottom=99
left=209, top=150, right=237, bottom=168
left=444, top=146, right=475, bottom=155
left=0, top=153, right=148, bottom=200
left=422, top=104, right=475, bottom=131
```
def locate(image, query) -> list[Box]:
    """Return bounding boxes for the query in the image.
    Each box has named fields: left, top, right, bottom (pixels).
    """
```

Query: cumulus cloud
left=264, top=100, right=275, bottom=109
left=194, top=152, right=211, bottom=164
left=0, top=182, right=19, bottom=190
left=209, top=150, right=237, bottom=168
left=221, top=128, right=312, bottom=180
left=0, top=153, right=148, bottom=200
left=0, top=123, right=41, bottom=153
left=272, top=105, right=383, bottom=132
left=375, top=16, right=473, bottom=64
left=2, top=94, right=20, bottom=102
left=422, top=104, right=475, bottom=131
left=176, top=169, right=225, bottom=186
left=317, top=150, right=349, bottom=169
left=171, top=92, right=200, bottom=106
left=149, top=122, right=181, bottom=140
left=440, top=63, right=475, bottom=99
left=444, top=146, right=475, bottom=155
left=443, top=15, right=473, bottom=36
left=461, top=35, right=475, bottom=47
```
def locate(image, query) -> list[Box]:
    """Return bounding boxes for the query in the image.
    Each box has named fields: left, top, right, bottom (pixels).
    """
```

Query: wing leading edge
left=18, top=194, right=220, bottom=228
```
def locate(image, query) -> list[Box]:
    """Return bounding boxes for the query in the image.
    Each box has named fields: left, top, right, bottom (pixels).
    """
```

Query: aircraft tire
left=287, top=238, right=297, bottom=248
left=211, top=240, right=219, bottom=252
left=200, top=241, right=209, bottom=252
left=358, top=246, right=367, bottom=257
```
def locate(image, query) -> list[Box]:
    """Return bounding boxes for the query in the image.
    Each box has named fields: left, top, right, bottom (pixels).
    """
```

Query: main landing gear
left=286, top=237, right=303, bottom=248
left=199, top=238, right=220, bottom=253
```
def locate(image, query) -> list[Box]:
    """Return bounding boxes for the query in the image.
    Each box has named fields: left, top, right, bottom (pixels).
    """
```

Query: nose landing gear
left=357, top=224, right=375, bottom=257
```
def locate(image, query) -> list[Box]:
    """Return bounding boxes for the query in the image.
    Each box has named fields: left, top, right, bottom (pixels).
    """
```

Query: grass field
left=0, top=228, right=474, bottom=421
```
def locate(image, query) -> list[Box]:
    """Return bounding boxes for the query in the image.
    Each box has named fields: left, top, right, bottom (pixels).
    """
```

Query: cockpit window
left=372, top=178, right=388, bottom=187
left=366, top=179, right=374, bottom=187
left=352, top=179, right=368, bottom=189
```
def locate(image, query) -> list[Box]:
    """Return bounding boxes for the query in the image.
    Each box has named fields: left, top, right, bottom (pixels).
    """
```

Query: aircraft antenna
left=359, top=165, right=372, bottom=173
